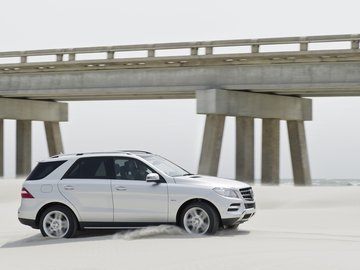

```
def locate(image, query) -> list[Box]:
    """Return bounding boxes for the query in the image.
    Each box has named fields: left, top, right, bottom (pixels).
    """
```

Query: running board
left=79, top=222, right=176, bottom=229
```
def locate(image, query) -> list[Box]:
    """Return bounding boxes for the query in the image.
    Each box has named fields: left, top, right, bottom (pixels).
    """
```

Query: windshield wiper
left=182, top=173, right=194, bottom=176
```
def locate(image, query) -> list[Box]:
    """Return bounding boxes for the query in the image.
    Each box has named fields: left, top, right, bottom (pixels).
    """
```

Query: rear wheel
left=40, top=206, right=77, bottom=238
left=179, top=202, right=219, bottom=235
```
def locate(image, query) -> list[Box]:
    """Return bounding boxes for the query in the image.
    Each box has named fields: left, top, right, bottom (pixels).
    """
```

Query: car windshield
left=142, top=155, right=190, bottom=177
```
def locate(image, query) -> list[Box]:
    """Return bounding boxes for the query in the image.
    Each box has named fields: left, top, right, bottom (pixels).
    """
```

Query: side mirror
left=146, top=173, right=160, bottom=183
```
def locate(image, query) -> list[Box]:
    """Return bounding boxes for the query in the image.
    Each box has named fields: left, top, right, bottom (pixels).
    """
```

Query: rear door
left=58, top=157, right=113, bottom=222
left=111, top=157, right=168, bottom=223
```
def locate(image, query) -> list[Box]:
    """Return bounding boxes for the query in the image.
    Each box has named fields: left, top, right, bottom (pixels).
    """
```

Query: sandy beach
left=0, top=179, right=359, bottom=270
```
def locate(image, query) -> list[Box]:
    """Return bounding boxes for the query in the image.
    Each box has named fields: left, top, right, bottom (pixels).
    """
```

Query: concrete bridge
left=1, top=34, right=360, bottom=184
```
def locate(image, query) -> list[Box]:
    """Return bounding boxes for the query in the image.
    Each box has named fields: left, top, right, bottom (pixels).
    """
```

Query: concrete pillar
left=261, top=119, right=280, bottom=184
left=16, top=120, right=32, bottom=176
left=236, top=116, right=254, bottom=182
left=44, top=122, right=64, bottom=156
left=197, top=90, right=312, bottom=184
left=287, top=120, right=311, bottom=185
left=198, top=114, right=225, bottom=176
left=0, top=119, right=3, bottom=177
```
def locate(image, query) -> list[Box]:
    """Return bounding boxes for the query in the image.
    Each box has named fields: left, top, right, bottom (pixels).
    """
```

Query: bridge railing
left=0, top=34, right=359, bottom=65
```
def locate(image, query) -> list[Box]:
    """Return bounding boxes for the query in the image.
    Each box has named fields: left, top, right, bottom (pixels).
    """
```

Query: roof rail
left=49, top=150, right=153, bottom=158
left=117, top=150, right=152, bottom=154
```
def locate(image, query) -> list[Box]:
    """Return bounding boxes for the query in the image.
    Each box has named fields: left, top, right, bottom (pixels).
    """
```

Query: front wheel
left=179, top=202, right=219, bottom=235
left=39, top=206, right=78, bottom=238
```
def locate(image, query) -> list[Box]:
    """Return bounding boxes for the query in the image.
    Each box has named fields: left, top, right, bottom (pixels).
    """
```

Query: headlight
left=213, top=187, right=239, bottom=198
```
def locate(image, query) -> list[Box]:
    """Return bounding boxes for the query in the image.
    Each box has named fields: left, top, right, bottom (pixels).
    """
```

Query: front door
left=111, top=157, right=168, bottom=223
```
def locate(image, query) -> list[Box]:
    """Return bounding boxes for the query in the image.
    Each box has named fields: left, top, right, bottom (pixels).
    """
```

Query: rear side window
left=27, top=161, right=67, bottom=180
left=62, top=157, right=111, bottom=179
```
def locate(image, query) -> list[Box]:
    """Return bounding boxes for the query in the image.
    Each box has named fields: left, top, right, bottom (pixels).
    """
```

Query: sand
left=0, top=179, right=359, bottom=270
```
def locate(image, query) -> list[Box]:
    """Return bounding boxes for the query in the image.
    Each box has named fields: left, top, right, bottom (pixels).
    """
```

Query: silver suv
left=18, top=151, right=255, bottom=238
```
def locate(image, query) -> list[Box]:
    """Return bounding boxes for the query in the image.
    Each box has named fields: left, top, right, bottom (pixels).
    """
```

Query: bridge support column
left=198, top=114, right=225, bottom=176
left=0, top=120, right=3, bottom=177
left=261, top=119, right=280, bottom=184
left=45, top=122, right=64, bottom=156
left=197, top=89, right=312, bottom=185
left=0, top=98, right=68, bottom=177
left=287, top=120, right=311, bottom=185
left=236, top=117, right=254, bottom=182
left=16, top=120, right=32, bottom=176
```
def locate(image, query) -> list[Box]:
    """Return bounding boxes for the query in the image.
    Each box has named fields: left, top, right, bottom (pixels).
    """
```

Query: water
left=312, top=179, right=360, bottom=186
left=254, top=178, right=360, bottom=186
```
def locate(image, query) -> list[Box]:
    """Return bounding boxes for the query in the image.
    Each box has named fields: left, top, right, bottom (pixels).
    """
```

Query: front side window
left=63, top=157, right=110, bottom=179
left=114, top=158, right=155, bottom=181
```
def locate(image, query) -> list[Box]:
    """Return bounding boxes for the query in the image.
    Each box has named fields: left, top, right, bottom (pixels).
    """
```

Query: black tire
left=179, top=202, right=219, bottom=235
left=39, top=205, right=78, bottom=238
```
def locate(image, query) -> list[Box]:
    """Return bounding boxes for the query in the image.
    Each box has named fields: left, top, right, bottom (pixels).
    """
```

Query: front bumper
left=222, top=207, right=256, bottom=226
left=220, top=199, right=256, bottom=226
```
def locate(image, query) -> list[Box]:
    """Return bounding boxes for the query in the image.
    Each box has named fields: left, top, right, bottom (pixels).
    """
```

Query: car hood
left=173, top=175, right=251, bottom=189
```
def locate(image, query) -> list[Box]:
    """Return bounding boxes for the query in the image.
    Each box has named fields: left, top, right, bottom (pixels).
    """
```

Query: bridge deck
left=0, top=34, right=360, bottom=100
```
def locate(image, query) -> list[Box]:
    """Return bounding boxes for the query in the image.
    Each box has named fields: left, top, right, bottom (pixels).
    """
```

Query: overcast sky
left=1, top=0, right=360, bottom=179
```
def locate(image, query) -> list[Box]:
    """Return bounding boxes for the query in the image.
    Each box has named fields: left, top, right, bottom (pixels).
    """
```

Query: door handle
left=115, top=186, right=127, bottom=191
left=64, top=185, right=74, bottom=190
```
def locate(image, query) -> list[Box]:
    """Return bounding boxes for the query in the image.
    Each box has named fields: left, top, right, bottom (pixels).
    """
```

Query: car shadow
left=1, top=226, right=251, bottom=248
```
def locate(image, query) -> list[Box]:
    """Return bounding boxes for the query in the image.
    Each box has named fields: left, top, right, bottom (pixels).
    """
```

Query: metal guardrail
left=0, top=34, right=359, bottom=71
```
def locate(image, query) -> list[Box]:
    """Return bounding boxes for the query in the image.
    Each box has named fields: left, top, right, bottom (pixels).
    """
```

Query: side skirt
left=79, top=222, right=177, bottom=230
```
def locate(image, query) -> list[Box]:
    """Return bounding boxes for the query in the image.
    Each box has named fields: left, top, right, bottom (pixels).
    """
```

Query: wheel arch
left=176, top=198, right=222, bottom=226
left=35, top=202, right=79, bottom=228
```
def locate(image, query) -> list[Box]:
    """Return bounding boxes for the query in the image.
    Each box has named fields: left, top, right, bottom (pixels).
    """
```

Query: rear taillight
left=21, top=187, right=34, bottom=199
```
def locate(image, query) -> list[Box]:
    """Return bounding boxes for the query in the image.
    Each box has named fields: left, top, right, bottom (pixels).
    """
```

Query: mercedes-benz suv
left=18, top=151, right=256, bottom=238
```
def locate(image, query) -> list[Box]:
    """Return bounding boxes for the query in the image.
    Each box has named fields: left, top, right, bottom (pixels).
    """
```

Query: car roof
left=40, top=150, right=153, bottom=162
